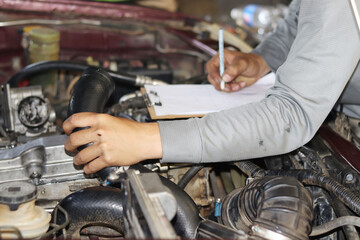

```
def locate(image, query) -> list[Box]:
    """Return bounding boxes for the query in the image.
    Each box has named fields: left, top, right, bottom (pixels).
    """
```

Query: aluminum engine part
left=157, top=165, right=213, bottom=214
left=0, top=134, right=99, bottom=210
left=126, top=169, right=178, bottom=238
left=1, top=84, right=56, bottom=136
left=20, top=145, right=46, bottom=179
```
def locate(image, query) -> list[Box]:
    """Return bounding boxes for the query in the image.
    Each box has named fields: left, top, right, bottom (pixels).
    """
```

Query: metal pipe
left=0, top=19, right=101, bottom=28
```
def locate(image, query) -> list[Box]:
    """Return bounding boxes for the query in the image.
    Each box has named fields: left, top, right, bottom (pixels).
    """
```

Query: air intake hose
left=67, top=67, right=114, bottom=116
left=67, top=67, right=117, bottom=181
left=220, top=176, right=313, bottom=240
left=235, top=161, right=360, bottom=216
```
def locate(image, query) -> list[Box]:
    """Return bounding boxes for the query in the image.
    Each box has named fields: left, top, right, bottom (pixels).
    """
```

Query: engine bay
left=0, top=1, right=360, bottom=239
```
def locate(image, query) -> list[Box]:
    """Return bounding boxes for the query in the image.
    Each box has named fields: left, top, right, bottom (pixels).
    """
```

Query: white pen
left=219, top=28, right=225, bottom=90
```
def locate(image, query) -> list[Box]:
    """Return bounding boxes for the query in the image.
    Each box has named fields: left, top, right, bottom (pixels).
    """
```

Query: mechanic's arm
left=64, top=0, right=359, bottom=172
left=63, top=112, right=162, bottom=174
left=252, top=0, right=300, bottom=72
left=159, top=0, right=360, bottom=163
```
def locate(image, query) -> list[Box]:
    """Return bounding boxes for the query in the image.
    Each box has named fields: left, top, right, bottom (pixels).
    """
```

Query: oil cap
left=0, top=182, right=37, bottom=210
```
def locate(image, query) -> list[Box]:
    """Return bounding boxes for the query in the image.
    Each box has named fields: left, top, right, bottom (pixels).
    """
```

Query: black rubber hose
left=161, top=175, right=202, bottom=239
left=177, top=165, right=204, bottom=189
left=130, top=164, right=202, bottom=239
left=8, top=60, right=137, bottom=87
left=53, top=186, right=126, bottom=238
left=67, top=67, right=117, bottom=181
left=67, top=67, right=115, bottom=116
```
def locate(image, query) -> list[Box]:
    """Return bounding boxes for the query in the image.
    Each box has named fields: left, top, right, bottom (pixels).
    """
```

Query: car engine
left=0, top=1, right=360, bottom=239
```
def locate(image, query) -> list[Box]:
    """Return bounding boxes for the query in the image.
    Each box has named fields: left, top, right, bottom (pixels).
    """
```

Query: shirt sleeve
left=252, top=0, right=300, bottom=72
left=159, top=0, right=360, bottom=164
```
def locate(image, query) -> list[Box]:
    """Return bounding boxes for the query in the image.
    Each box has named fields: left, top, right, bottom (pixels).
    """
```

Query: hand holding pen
left=206, top=30, right=270, bottom=92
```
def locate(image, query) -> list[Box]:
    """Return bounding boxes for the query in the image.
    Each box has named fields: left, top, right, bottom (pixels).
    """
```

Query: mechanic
left=63, top=0, right=360, bottom=174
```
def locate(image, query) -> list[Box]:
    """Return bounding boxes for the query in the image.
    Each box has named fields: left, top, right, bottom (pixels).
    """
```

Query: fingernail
left=232, top=85, right=240, bottom=91
left=223, top=74, right=232, bottom=82
left=240, top=82, right=246, bottom=88
left=83, top=165, right=91, bottom=174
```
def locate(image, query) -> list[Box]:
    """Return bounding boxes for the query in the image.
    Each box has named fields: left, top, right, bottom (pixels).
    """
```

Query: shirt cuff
left=158, top=118, right=202, bottom=163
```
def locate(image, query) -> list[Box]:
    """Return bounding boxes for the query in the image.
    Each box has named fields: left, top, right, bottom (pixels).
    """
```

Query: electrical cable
left=266, top=169, right=360, bottom=216
left=235, top=161, right=360, bottom=216
left=310, top=216, right=360, bottom=237
left=331, top=198, right=360, bottom=240
left=233, top=161, right=265, bottom=178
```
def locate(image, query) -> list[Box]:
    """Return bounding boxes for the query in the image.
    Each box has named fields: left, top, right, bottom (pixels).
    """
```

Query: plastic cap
left=0, top=182, right=37, bottom=206
left=30, top=27, right=60, bottom=43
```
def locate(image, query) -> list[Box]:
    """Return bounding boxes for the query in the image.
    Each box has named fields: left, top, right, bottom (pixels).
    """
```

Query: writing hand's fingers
left=206, top=54, right=222, bottom=90
left=207, top=74, right=221, bottom=90
left=222, top=58, right=248, bottom=83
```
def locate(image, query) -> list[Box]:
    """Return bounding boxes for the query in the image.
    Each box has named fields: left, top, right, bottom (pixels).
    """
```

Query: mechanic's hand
left=63, top=112, right=162, bottom=174
left=206, top=49, right=270, bottom=92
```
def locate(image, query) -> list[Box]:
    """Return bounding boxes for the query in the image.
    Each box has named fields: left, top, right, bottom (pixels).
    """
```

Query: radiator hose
left=130, top=164, right=202, bottom=239
left=53, top=186, right=125, bottom=238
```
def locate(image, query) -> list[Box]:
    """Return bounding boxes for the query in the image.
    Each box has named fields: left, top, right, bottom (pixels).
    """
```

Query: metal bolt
left=345, top=173, right=354, bottom=182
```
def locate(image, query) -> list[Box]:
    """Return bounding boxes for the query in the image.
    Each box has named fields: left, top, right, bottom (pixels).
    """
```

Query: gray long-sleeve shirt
left=158, top=0, right=360, bottom=163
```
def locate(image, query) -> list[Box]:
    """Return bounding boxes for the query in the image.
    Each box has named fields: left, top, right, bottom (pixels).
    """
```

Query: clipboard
left=141, top=73, right=275, bottom=120
left=140, top=88, right=205, bottom=119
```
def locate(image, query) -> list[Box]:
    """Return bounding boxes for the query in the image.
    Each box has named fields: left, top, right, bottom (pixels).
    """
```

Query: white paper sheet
left=144, top=73, right=275, bottom=117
